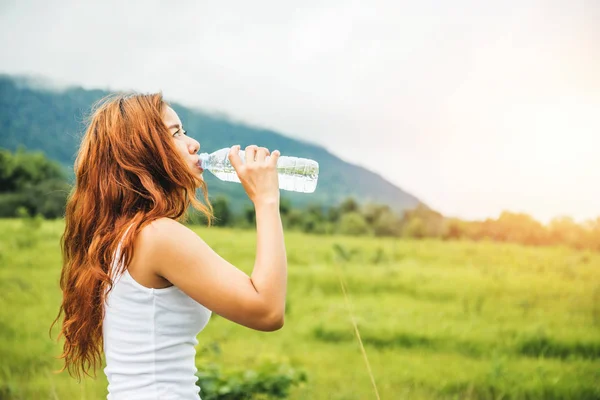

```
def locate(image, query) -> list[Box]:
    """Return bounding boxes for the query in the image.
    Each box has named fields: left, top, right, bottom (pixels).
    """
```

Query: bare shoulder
left=136, top=217, right=220, bottom=286
left=140, top=217, right=189, bottom=240
left=136, top=217, right=198, bottom=267
left=126, top=218, right=190, bottom=289
left=134, top=217, right=283, bottom=331
left=137, top=218, right=196, bottom=254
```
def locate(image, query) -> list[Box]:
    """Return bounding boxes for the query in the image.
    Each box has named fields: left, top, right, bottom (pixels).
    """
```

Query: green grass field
left=1, top=218, right=599, bottom=399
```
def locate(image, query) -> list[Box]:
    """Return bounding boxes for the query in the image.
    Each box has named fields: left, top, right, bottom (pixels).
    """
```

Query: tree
left=326, top=205, right=341, bottom=223
left=443, top=218, right=468, bottom=240
left=279, top=196, right=292, bottom=217
left=284, top=208, right=304, bottom=230
left=0, top=148, right=69, bottom=218
left=362, top=203, right=392, bottom=226
left=400, top=203, right=445, bottom=238
left=24, top=179, right=71, bottom=219
left=0, top=147, right=66, bottom=192
left=339, top=197, right=359, bottom=214
left=372, top=209, right=402, bottom=237
left=402, top=217, right=425, bottom=238
left=548, top=216, right=585, bottom=248
left=211, top=195, right=231, bottom=226
left=338, top=211, right=370, bottom=236
left=243, top=204, right=256, bottom=226
left=490, top=211, right=548, bottom=245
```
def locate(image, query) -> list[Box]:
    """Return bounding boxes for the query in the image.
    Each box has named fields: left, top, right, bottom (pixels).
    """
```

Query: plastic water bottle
left=198, top=147, right=319, bottom=193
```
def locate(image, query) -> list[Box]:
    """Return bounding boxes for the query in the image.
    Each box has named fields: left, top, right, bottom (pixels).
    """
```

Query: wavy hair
left=50, top=93, right=213, bottom=380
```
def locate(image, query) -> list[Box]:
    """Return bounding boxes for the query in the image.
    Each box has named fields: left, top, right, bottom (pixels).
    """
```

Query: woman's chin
left=192, top=172, right=204, bottom=188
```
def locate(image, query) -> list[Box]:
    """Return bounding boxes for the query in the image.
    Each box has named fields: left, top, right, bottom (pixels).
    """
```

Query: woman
left=52, top=93, right=287, bottom=399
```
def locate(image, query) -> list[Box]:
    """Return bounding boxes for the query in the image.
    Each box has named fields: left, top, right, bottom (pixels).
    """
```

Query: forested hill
left=0, top=74, right=422, bottom=212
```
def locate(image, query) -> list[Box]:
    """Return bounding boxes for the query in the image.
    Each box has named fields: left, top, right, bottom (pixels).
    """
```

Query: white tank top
left=102, top=227, right=212, bottom=399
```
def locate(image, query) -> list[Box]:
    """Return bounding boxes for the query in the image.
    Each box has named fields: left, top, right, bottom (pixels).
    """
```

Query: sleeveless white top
left=102, top=227, right=212, bottom=399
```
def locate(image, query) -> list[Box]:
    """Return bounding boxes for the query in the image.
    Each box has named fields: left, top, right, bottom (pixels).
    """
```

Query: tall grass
left=0, top=219, right=599, bottom=399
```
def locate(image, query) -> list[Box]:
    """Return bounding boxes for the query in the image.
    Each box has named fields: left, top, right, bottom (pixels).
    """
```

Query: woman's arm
left=140, top=145, right=287, bottom=331
left=249, top=199, right=287, bottom=327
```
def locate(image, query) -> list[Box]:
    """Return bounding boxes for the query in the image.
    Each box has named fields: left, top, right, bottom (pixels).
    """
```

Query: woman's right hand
left=228, top=144, right=281, bottom=206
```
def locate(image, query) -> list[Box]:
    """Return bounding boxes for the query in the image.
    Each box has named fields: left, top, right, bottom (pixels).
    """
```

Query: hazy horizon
left=1, top=0, right=598, bottom=223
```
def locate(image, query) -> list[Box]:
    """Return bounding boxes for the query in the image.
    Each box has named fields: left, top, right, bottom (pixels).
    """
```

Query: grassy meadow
left=0, top=218, right=599, bottom=399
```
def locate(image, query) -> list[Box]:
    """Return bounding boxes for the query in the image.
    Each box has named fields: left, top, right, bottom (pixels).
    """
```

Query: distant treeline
left=2, top=147, right=598, bottom=252
left=194, top=197, right=600, bottom=251
left=0, top=147, right=71, bottom=219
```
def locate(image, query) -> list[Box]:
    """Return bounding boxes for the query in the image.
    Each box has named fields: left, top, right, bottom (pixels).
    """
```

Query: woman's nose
left=190, top=140, right=200, bottom=154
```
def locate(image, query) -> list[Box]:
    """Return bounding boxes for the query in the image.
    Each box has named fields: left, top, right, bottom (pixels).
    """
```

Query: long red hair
left=50, top=93, right=213, bottom=380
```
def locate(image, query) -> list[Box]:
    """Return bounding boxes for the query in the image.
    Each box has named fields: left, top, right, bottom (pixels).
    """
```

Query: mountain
left=0, top=74, right=422, bottom=212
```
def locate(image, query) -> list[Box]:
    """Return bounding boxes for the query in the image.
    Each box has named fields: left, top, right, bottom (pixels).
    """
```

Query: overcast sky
left=1, top=0, right=599, bottom=223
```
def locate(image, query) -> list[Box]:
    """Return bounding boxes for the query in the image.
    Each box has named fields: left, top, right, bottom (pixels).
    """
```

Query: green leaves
left=196, top=361, right=307, bottom=400
left=0, top=148, right=70, bottom=218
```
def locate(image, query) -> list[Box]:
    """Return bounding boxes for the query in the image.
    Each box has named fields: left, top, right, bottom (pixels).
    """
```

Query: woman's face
left=162, top=105, right=204, bottom=183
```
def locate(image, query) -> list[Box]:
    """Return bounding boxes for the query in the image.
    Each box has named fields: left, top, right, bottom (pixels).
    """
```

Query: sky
left=1, top=0, right=599, bottom=223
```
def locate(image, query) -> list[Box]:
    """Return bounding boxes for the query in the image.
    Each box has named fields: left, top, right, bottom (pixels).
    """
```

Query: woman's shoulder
left=135, top=218, right=202, bottom=265
left=138, top=217, right=191, bottom=243
left=128, top=218, right=190, bottom=289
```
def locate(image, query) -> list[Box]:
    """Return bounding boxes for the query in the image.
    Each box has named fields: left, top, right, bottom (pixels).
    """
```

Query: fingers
left=245, top=145, right=271, bottom=164
left=232, top=145, right=277, bottom=168
left=268, top=149, right=280, bottom=167
left=228, top=145, right=243, bottom=170
left=230, top=145, right=280, bottom=205
left=245, top=145, right=258, bottom=164
left=255, top=147, right=270, bottom=162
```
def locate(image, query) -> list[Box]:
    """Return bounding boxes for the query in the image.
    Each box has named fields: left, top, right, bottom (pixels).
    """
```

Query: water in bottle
left=198, top=147, right=319, bottom=193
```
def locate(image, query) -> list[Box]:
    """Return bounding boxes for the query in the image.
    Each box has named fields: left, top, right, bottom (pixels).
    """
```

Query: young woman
left=52, top=93, right=287, bottom=399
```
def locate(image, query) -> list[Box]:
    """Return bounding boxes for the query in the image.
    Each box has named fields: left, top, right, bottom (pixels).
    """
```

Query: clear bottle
left=198, top=147, right=319, bottom=193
